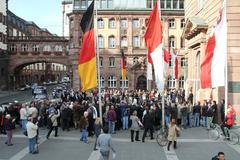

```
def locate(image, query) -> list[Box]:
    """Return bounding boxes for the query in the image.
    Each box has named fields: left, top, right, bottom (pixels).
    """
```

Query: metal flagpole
left=224, top=0, right=228, bottom=116
left=95, top=0, right=103, bottom=123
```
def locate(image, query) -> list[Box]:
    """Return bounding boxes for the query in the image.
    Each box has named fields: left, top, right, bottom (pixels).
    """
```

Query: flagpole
left=224, top=0, right=228, bottom=116
left=95, top=0, right=103, bottom=123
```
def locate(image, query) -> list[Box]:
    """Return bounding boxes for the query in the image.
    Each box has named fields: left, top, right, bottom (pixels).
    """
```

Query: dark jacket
left=107, top=109, right=116, bottom=121
left=193, top=105, right=201, bottom=114
left=4, top=118, right=14, bottom=131
left=143, top=112, right=154, bottom=129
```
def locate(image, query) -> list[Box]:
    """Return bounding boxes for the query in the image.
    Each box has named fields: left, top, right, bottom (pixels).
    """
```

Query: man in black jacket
left=142, top=106, right=154, bottom=142
left=212, top=152, right=225, bottom=160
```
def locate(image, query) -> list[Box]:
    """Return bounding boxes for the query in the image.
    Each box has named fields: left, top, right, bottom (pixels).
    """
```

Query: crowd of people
left=0, top=88, right=234, bottom=158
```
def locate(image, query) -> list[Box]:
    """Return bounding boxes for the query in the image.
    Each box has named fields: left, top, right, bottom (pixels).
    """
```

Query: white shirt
left=26, top=121, right=38, bottom=138
left=20, top=108, right=28, bottom=120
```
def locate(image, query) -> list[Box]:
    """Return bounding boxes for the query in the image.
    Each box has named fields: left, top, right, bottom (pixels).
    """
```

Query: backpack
left=47, top=115, right=54, bottom=127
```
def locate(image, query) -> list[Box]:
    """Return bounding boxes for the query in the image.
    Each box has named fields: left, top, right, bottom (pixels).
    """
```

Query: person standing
left=142, top=107, right=154, bottom=142
left=46, top=109, right=60, bottom=139
left=4, top=114, right=15, bottom=146
left=167, top=119, right=180, bottom=151
left=79, top=112, right=89, bottom=143
left=93, top=117, right=102, bottom=150
left=201, top=101, right=208, bottom=128
left=130, top=110, right=142, bottom=142
left=97, top=126, right=116, bottom=160
left=193, top=102, right=201, bottom=127
left=120, top=101, right=129, bottom=130
left=107, top=105, right=117, bottom=134
left=26, top=117, right=38, bottom=154
left=20, top=104, right=28, bottom=131
left=212, top=152, right=225, bottom=160
left=207, top=102, right=214, bottom=130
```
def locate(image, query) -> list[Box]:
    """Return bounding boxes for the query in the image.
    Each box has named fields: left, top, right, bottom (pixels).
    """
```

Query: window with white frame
left=179, top=76, right=185, bottom=89
left=166, top=0, right=172, bottom=8
left=108, top=0, right=113, bottom=8
left=9, top=44, right=17, bottom=52
left=21, top=44, right=28, bottom=52
left=181, top=19, right=185, bottom=28
left=32, top=44, right=39, bottom=52
left=99, top=57, right=103, bottom=67
left=55, top=45, right=63, bottom=52
left=169, top=19, right=175, bottom=28
left=179, top=0, right=184, bottom=9
left=133, top=19, right=140, bottom=28
left=167, top=76, right=176, bottom=88
left=169, top=36, right=175, bottom=48
left=108, top=35, right=116, bottom=48
left=120, top=77, right=128, bottom=88
left=109, top=57, right=115, bottom=67
left=133, top=57, right=139, bottom=64
left=99, top=76, right=105, bottom=88
left=101, top=0, right=107, bottom=8
left=98, top=18, right=104, bottom=29
left=133, top=36, right=140, bottom=47
left=173, top=0, right=178, bottom=9
left=181, top=57, right=186, bottom=67
left=43, top=45, right=51, bottom=52
left=121, top=19, right=128, bottom=28
left=121, top=36, right=128, bottom=48
left=81, top=0, right=86, bottom=9
left=98, top=35, right=104, bottom=48
left=108, top=75, right=117, bottom=88
left=169, top=55, right=173, bottom=67
left=109, top=18, right=116, bottom=28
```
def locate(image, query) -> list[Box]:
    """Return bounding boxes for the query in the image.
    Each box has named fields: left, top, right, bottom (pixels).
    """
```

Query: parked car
left=33, top=94, right=48, bottom=101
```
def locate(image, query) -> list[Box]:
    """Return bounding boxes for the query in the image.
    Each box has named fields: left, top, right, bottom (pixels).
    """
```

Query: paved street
left=0, top=127, right=240, bottom=160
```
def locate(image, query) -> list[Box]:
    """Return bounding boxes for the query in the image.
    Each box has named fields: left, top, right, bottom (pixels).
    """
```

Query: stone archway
left=136, top=75, right=147, bottom=90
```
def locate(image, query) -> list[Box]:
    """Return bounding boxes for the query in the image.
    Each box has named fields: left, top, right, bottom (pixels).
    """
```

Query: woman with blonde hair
left=167, top=118, right=180, bottom=151
left=94, top=117, right=102, bottom=150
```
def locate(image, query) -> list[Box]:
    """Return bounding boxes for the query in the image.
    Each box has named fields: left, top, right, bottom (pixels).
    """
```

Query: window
left=181, top=19, right=185, bottom=28
left=166, top=0, right=172, bottom=9
left=181, top=58, right=186, bottom=67
left=169, top=55, right=173, bottom=67
left=101, top=0, right=107, bottom=8
left=121, top=19, right=128, bottom=28
left=108, top=0, right=113, bottom=8
left=169, top=36, right=175, bottom=48
left=180, top=37, right=184, bottom=48
left=109, top=18, right=116, bottom=28
left=9, top=44, right=17, bottom=52
left=161, top=0, right=165, bottom=8
left=43, top=45, right=51, bottom=52
left=179, top=76, right=185, bottom=89
left=55, top=45, right=63, bottom=52
left=99, top=76, right=105, bottom=88
left=133, top=19, right=140, bottom=28
left=121, top=36, right=128, bottom=48
left=21, top=44, right=28, bottom=52
left=98, top=35, right=104, bottom=48
left=167, top=76, right=176, bottom=88
left=120, top=77, right=128, bottom=88
left=109, top=57, right=115, bottom=67
left=32, top=44, right=39, bottom=52
left=99, top=57, right=103, bottom=67
left=179, top=0, right=184, bottom=9
left=108, top=76, right=117, bottom=88
left=108, top=35, right=116, bottom=48
left=81, top=0, right=87, bottom=9
left=198, top=0, right=204, bottom=10
left=133, top=36, right=140, bottom=47
left=74, top=0, right=80, bottom=9
left=173, top=0, right=178, bottom=9
left=169, top=19, right=175, bottom=28
left=133, top=57, right=139, bottom=64
left=97, top=18, right=104, bottom=29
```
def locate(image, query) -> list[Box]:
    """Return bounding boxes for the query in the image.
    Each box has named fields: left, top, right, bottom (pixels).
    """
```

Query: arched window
left=97, top=18, right=104, bottom=29
left=108, top=75, right=117, bottom=88
left=43, top=45, right=51, bottom=52
left=121, top=36, right=127, bottom=48
left=133, top=57, right=139, bottom=64
left=109, top=57, right=115, bottom=67
left=109, top=18, right=116, bottom=28
left=9, top=44, right=17, bottom=52
left=169, top=19, right=175, bottom=28
left=32, top=44, right=39, bottom=52
left=99, top=57, right=103, bottom=67
left=179, top=76, right=185, bottom=89
left=169, top=36, right=175, bottom=48
left=120, top=77, right=128, bottom=88
left=55, top=45, right=63, bottom=52
left=108, top=35, right=116, bottom=48
left=181, top=19, right=185, bottom=28
left=98, top=35, right=104, bottom=48
left=21, top=44, right=28, bottom=52
left=167, top=76, right=176, bottom=88
left=121, top=18, right=128, bottom=28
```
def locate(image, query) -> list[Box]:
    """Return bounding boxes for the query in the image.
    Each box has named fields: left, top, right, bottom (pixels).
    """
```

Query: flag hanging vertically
left=171, top=49, right=178, bottom=80
left=121, top=49, right=127, bottom=80
left=144, top=1, right=164, bottom=91
left=78, top=0, right=97, bottom=91
left=163, top=48, right=171, bottom=76
left=200, top=1, right=227, bottom=89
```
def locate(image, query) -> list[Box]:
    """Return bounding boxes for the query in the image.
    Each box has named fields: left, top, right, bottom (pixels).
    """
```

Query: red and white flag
left=163, top=48, right=171, bottom=76
left=145, top=1, right=164, bottom=91
left=200, top=0, right=227, bottom=89
left=171, top=48, right=178, bottom=80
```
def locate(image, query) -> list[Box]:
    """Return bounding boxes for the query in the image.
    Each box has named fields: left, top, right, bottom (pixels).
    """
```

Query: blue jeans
left=80, top=129, right=88, bottom=143
left=188, top=113, right=194, bottom=127
left=108, top=121, right=115, bottom=134
left=194, top=113, right=200, bottom=127
left=21, top=119, right=27, bottom=130
left=122, top=116, right=128, bottom=130
left=202, top=116, right=208, bottom=127
left=28, top=136, right=37, bottom=153
left=165, top=115, right=171, bottom=127
left=181, top=116, right=188, bottom=128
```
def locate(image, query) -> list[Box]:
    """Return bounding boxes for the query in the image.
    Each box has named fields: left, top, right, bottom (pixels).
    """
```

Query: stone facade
left=68, top=0, right=185, bottom=91
left=183, top=0, right=240, bottom=122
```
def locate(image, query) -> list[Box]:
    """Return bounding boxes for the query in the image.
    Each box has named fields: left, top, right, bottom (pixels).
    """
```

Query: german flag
left=78, top=0, right=97, bottom=91
left=121, top=49, right=127, bottom=80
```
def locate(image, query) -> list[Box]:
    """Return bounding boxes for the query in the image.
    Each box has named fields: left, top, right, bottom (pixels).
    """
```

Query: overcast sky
left=8, top=0, right=63, bottom=36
